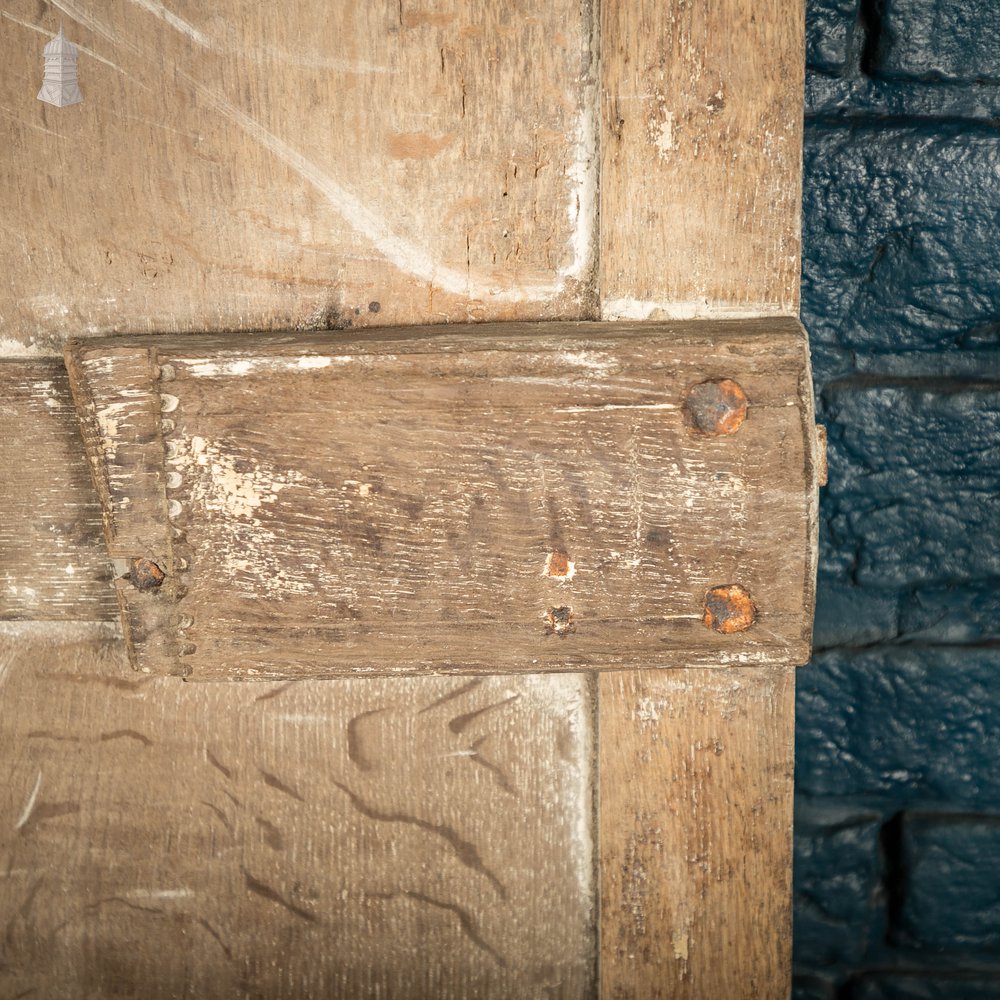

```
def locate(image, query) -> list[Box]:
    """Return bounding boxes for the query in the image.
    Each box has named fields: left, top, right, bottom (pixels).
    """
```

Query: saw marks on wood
left=0, top=623, right=595, bottom=998
left=599, top=666, right=795, bottom=998
left=0, top=1, right=598, bottom=352
left=65, top=320, right=817, bottom=678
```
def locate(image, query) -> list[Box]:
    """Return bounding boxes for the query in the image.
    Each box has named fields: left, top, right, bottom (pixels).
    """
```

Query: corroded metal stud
left=128, top=557, right=165, bottom=591
left=683, top=378, right=748, bottom=435
left=703, top=584, right=756, bottom=633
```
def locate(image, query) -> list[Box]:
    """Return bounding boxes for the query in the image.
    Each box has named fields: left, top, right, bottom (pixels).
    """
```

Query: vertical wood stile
left=597, top=0, right=805, bottom=996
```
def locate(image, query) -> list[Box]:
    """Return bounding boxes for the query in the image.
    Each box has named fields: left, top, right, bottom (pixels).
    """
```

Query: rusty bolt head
left=128, top=557, right=165, bottom=591
left=545, top=606, right=575, bottom=636
left=703, top=584, right=756, bottom=633
left=683, top=379, right=748, bottom=436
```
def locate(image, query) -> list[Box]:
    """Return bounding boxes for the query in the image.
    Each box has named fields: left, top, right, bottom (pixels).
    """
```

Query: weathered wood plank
left=0, top=362, right=115, bottom=621
left=0, top=623, right=595, bottom=997
left=65, top=320, right=816, bottom=678
left=596, top=0, right=806, bottom=994
left=599, top=667, right=795, bottom=998
left=599, top=0, right=804, bottom=320
left=0, top=1, right=597, bottom=354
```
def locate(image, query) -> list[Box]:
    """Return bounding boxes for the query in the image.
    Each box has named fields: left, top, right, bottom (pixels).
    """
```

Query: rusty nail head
left=545, top=606, right=575, bottom=636
left=545, top=550, right=575, bottom=579
left=703, top=584, right=756, bottom=633
left=128, top=557, right=165, bottom=591
left=683, top=378, right=748, bottom=436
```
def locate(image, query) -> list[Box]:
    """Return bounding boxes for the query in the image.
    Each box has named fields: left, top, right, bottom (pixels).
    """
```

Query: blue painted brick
left=794, top=800, right=884, bottom=966
left=813, top=580, right=1000, bottom=649
left=796, top=648, right=1000, bottom=806
left=896, top=812, right=1000, bottom=953
left=802, top=124, right=1000, bottom=383
left=876, top=0, right=1000, bottom=83
left=820, top=381, right=1000, bottom=588
left=812, top=578, right=900, bottom=649
left=853, top=973, right=1000, bottom=999
left=898, top=582, right=1000, bottom=645
left=807, top=0, right=860, bottom=75
left=793, top=975, right=838, bottom=1000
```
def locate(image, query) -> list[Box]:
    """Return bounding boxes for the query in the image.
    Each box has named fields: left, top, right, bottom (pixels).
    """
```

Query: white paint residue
left=559, top=108, right=599, bottom=283
left=182, top=355, right=353, bottom=378
left=177, top=435, right=316, bottom=598
left=296, top=355, right=332, bottom=370
left=15, top=772, right=42, bottom=831
left=556, top=350, right=619, bottom=379
left=636, top=698, right=665, bottom=724
left=555, top=402, right=676, bottom=414
left=187, top=438, right=296, bottom=521
left=127, top=887, right=195, bottom=900
left=31, top=379, right=61, bottom=410
left=28, top=293, right=70, bottom=322
left=96, top=401, right=133, bottom=461
left=601, top=298, right=786, bottom=322
left=125, top=0, right=391, bottom=73
left=517, top=674, right=593, bottom=898
left=0, top=338, right=51, bottom=358
left=127, top=0, right=209, bottom=45
left=653, top=111, right=676, bottom=159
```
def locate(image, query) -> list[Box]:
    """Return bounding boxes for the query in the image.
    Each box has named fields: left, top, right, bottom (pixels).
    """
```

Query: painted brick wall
left=796, top=1, right=1000, bottom=997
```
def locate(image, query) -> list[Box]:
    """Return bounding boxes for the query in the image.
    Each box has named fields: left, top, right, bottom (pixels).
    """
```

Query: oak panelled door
left=0, top=2, right=812, bottom=998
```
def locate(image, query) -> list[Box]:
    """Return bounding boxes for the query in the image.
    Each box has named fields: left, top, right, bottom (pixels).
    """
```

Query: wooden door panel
left=0, top=623, right=596, bottom=998
left=0, top=0, right=597, bottom=352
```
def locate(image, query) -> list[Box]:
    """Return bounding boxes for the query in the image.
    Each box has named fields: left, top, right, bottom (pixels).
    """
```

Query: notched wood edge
left=64, top=340, right=185, bottom=673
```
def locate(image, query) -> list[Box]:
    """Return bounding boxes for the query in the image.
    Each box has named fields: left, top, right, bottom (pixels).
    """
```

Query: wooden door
left=0, top=2, right=807, bottom=996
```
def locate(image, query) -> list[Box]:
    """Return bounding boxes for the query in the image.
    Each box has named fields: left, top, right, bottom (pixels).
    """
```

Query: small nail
left=544, top=551, right=575, bottom=579
left=545, top=606, right=575, bottom=636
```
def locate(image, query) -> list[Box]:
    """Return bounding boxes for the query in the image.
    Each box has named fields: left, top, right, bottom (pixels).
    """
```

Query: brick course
left=795, top=0, right=1000, bottom=995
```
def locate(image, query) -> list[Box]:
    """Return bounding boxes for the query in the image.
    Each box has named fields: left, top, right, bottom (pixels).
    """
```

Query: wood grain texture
left=0, top=623, right=595, bottom=998
left=0, top=0, right=598, bottom=354
left=599, top=0, right=805, bottom=320
left=598, top=667, right=795, bottom=998
left=595, top=1, right=806, bottom=995
left=0, top=362, right=115, bottom=620
left=65, top=319, right=817, bottom=678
